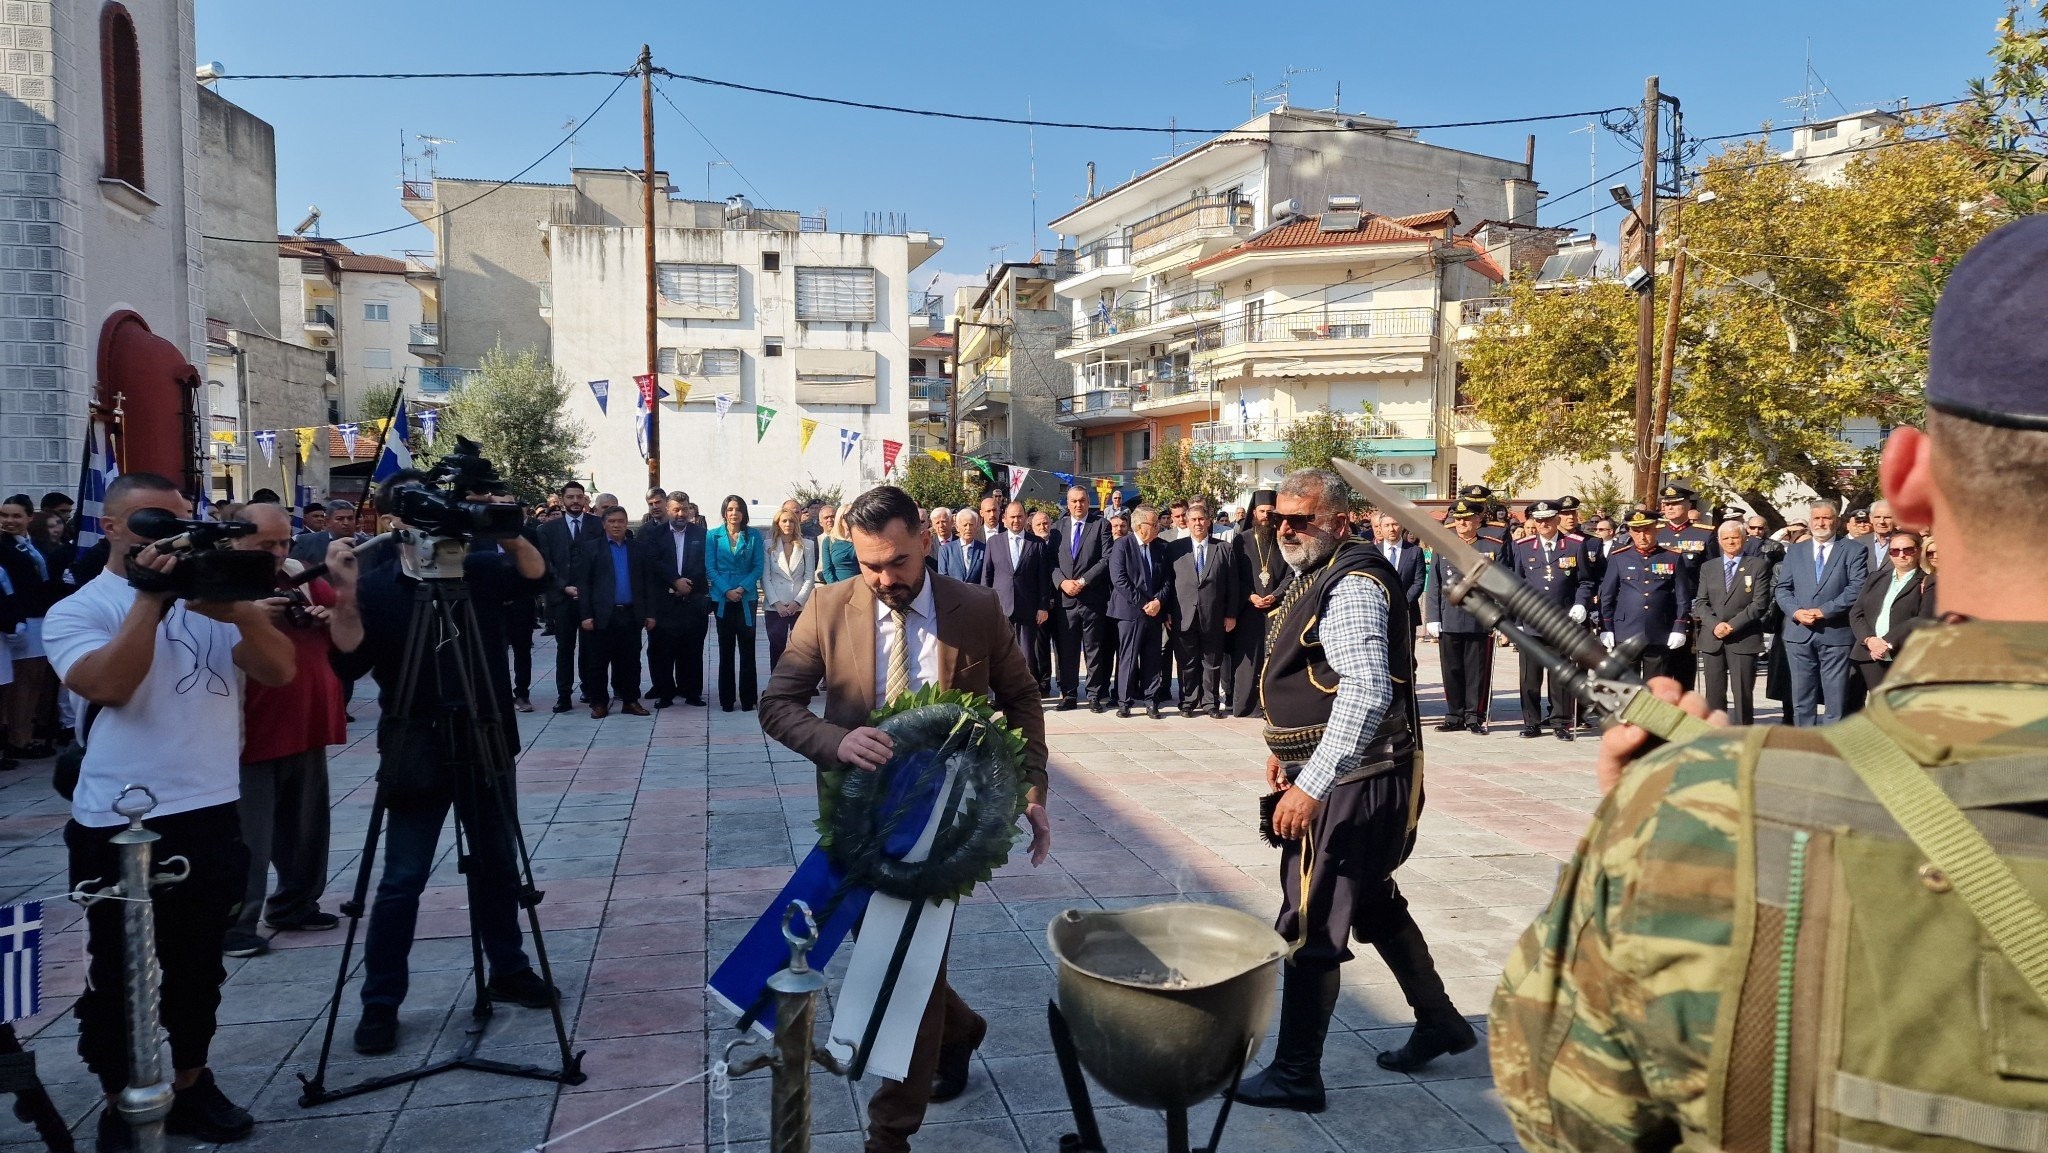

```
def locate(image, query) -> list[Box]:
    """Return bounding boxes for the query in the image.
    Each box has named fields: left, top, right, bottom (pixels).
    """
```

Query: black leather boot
left=1371, top=917, right=1477, bottom=1072
left=1231, top=962, right=1340, bottom=1113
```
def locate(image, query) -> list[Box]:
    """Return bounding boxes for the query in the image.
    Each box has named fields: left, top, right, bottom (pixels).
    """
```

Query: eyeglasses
left=1746, top=525, right=1764, bottom=534
left=1274, top=512, right=1325, bottom=532
left=1889, top=546, right=1919, bottom=556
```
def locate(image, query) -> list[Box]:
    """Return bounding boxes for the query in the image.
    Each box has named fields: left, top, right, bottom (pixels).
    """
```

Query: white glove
left=1425, top=622, right=1442, bottom=639
left=1600, top=631, right=1615, bottom=649
left=1666, top=631, right=1687, bottom=650
left=1568, top=604, right=1587, bottom=624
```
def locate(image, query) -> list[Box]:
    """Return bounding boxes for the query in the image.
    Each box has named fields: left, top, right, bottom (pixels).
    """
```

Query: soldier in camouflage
left=1489, top=215, right=2048, bottom=1153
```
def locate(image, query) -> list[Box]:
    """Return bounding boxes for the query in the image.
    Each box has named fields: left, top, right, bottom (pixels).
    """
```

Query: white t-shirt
left=44, top=569, right=245, bottom=828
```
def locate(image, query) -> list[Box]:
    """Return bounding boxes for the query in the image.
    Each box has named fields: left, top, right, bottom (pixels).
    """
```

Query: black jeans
left=67, top=803, right=246, bottom=1092
left=715, top=610, right=758, bottom=710
left=579, top=617, right=644, bottom=705
left=506, top=627, right=533, bottom=700
left=551, top=599, right=588, bottom=703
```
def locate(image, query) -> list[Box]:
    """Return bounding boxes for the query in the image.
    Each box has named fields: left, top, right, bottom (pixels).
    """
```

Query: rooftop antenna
left=1028, top=97, right=1038, bottom=255
left=1332, top=80, right=1341, bottom=114
left=1569, top=122, right=1598, bottom=240
left=1782, top=40, right=1845, bottom=124
left=416, top=134, right=455, bottom=180
left=1153, top=117, right=1182, bottom=164
left=1263, top=65, right=1319, bottom=110
left=1225, top=74, right=1256, bottom=120
left=561, top=117, right=580, bottom=169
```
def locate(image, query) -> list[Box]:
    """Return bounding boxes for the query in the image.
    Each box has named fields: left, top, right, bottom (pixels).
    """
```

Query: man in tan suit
left=759, top=484, right=1051, bottom=1153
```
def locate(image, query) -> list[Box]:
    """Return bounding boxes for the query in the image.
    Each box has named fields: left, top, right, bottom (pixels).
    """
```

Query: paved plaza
left=0, top=636, right=1765, bottom=1153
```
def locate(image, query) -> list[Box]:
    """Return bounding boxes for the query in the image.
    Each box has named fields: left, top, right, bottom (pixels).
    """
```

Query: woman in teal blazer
left=817, top=515, right=860, bottom=584
left=706, top=495, right=765, bottom=711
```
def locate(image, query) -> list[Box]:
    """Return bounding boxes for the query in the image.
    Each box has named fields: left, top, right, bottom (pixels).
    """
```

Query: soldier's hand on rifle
left=1600, top=631, right=1616, bottom=649
left=1596, top=676, right=1723, bottom=794
left=1568, top=605, right=1587, bottom=624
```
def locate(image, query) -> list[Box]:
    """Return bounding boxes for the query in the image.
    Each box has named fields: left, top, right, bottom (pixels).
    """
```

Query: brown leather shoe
left=590, top=703, right=609, bottom=719
left=930, top=1012, right=988, bottom=1103
left=622, top=701, right=650, bottom=717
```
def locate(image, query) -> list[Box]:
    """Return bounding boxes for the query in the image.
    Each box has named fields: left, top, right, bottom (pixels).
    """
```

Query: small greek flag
left=0, top=901, right=42, bottom=1023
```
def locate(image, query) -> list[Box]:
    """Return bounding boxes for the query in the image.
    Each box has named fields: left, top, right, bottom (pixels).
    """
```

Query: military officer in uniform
left=1511, top=501, right=1590, bottom=740
left=1458, top=483, right=1511, bottom=548
left=1599, top=509, right=1693, bottom=680
left=1653, top=483, right=1714, bottom=689
left=1490, top=210, right=2048, bottom=1153
left=1555, top=495, right=1603, bottom=730
left=1425, top=498, right=1506, bottom=732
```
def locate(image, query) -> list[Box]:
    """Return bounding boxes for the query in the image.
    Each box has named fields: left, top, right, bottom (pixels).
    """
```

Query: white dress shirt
left=873, top=578, right=940, bottom=701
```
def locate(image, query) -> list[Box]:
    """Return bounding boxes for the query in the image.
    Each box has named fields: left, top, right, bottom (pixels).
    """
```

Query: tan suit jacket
left=757, top=573, right=1049, bottom=802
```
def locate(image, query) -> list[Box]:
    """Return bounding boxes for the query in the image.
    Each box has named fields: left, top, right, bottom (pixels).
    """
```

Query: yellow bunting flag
left=670, top=378, right=691, bottom=408
left=210, top=431, right=237, bottom=444
left=799, top=417, right=818, bottom=452
left=926, top=449, right=953, bottom=466
left=297, top=429, right=316, bottom=463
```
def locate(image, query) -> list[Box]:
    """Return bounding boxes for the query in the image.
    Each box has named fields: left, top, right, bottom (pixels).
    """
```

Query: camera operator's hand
left=644, top=618, right=656, bottom=632
left=563, top=585, right=579, bottom=600
left=579, top=618, right=594, bottom=632
left=247, top=596, right=293, bottom=628
left=130, top=542, right=181, bottom=605
left=323, top=539, right=359, bottom=590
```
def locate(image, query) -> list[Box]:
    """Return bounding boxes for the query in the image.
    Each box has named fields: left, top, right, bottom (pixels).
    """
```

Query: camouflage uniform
left=1489, top=620, right=2048, bottom=1153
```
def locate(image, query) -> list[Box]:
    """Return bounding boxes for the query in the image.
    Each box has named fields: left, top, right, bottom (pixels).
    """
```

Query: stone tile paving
left=0, top=635, right=1776, bottom=1152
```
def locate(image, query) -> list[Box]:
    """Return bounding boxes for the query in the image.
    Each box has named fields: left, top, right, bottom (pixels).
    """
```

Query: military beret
left=1623, top=508, right=1658, bottom=529
left=1557, top=495, right=1581, bottom=511
left=1458, top=483, right=1493, bottom=501
left=1447, top=499, right=1482, bottom=518
left=1250, top=489, right=1278, bottom=509
left=1928, top=214, right=2048, bottom=430
left=1657, top=484, right=1695, bottom=503
left=1526, top=499, right=1560, bottom=519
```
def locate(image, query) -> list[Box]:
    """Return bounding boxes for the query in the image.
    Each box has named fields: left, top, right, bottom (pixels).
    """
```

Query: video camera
left=373, top=437, right=524, bottom=542
left=124, top=509, right=278, bottom=601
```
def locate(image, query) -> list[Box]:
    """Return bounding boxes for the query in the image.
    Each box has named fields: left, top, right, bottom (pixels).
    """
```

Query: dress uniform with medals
left=1600, top=509, right=1694, bottom=680
left=1555, top=495, right=1603, bottom=728
left=1509, top=501, right=1590, bottom=739
left=1653, top=483, right=1713, bottom=689
left=1424, top=498, right=1506, bottom=732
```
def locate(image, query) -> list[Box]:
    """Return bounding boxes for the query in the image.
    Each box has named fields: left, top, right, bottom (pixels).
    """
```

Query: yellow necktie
left=886, top=607, right=912, bottom=702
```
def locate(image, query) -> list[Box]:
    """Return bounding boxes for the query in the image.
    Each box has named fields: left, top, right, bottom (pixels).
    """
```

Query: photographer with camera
left=223, top=504, right=363, bottom=959
left=44, top=473, right=297, bottom=1149
left=337, top=449, right=558, bottom=1054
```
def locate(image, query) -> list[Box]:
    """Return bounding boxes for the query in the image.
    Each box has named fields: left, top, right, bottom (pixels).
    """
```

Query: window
left=657, top=348, right=741, bottom=378
left=763, top=337, right=784, bottom=357
left=1082, top=434, right=1116, bottom=473
left=361, top=348, right=393, bottom=370
left=1812, top=124, right=1839, bottom=142
left=761, top=252, right=781, bottom=272
left=100, top=5, right=143, bottom=189
left=656, top=263, right=741, bottom=311
left=909, top=357, right=928, bottom=376
left=794, top=267, right=877, bottom=322
left=1122, top=429, right=1151, bottom=467
left=363, top=302, right=390, bottom=322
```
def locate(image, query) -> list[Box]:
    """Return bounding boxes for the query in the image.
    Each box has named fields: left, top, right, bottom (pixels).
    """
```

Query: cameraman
left=44, top=473, right=296, bottom=1148
left=338, top=468, right=557, bottom=1055
left=224, top=504, right=362, bottom=959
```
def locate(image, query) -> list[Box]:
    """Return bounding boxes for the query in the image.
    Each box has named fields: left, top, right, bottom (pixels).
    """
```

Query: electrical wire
left=218, top=69, right=633, bottom=81
left=1684, top=248, right=1923, bottom=267
left=203, top=72, right=633, bottom=245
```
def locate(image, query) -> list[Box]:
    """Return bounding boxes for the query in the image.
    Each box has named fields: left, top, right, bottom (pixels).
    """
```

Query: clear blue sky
left=200, top=0, right=2013, bottom=295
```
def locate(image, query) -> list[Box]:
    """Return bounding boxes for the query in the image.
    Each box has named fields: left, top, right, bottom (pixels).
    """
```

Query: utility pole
left=1630, top=75, right=1660, bottom=507
left=640, top=44, right=660, bottom=493
left=1648, top=197, right=1689, bottom=495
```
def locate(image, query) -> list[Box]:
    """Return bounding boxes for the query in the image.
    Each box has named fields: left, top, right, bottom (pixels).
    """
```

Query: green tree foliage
left=1134, top=439, right=1239, bottom=509
left=1282, top=405, right=1378, bottom=477
left=355, top=383, right=401, bottom=422
left=788, top=477, right=844, bottom=507
left=431, top=348, right=589, bottom=503
left=895, top=454, right=977, bottom=513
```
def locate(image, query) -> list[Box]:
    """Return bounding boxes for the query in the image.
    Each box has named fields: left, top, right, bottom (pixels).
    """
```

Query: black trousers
left=1055, top=602, right=1113, bottom=705
left=551, top=598, right=589, bottom=703
left=1230, top=608, right=1271, bottom=717
left=715, top=611, right=759, bottom=710
left=1173, top=625, right=1227, bottom=713
left=1657, top=637, right=1699, bottom=692
left=1517, top=647, right=1568, bottom=732
left=580, top=617, right=644, bottom=704
left=1011, top=619, right=1042, bottom=690
left=1114, top=616, right=1165, bottom=706
left=68, top=803, right=245, bottom=1091
left=1437, top=631, right=1491, bottom=725
left=1275, top=764, right=1416, bottom=964
left=648, top=613, right=708, bottom=702
left=1701, top=649, right=1759, bottom=725
left=506, top=626, right=533, bottom=700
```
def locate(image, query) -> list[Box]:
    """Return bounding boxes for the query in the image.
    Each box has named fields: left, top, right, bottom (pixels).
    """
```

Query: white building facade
left=277, top=239, right=430, bottom=422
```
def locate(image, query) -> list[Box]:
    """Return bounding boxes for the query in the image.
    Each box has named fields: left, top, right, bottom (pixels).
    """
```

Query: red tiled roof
left=1390, top=208, right=1460, bottom=234
left=1453, top=237, right=1506, bottom=282
left=280, top=236, right=407, bottom=275
left=913, top=332, right=956, bottom=351
left=1189, top=212, right=1442, bottom=270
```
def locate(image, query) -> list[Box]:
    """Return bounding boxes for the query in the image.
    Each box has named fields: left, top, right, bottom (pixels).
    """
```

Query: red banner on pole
left=881, top=439, right=904, bottom=474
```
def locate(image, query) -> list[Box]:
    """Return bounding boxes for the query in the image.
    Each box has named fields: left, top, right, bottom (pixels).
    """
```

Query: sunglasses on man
left=1274, top=512, right=1328, bottom=532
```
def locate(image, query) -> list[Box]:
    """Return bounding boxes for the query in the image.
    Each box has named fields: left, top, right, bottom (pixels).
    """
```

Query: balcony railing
left=1193, top=413, right=1434, bottom=445
left=417, top=366, right=477, bottom=395
left=404, top=250, right=438, bottom=276
left=1056, top=388, right=1134, bottom=418
left=1070, top=287, right=1222, bottom=342
left=1079, top=362, right=1130, bottom=391
left=408, top=323, right=439, bottom=347
left=908, top=291, right=944, bottom=326
left=1137, top=373, right=1211, bottom=403
left=303, top=307, right=335, bottom=329
left=909, top=375, right=951, bottom=402
left=1459, top=296, right=1511, bottom=324
left=960, top=373, right=1009, bottom=413
left=1062, top=235, right=1131, bottom=278
left=401, top=180, right=433, bottom=202
left=1207, top=306, right=1439, bottom=348
left=1129, top=195, right=1253, bottom=259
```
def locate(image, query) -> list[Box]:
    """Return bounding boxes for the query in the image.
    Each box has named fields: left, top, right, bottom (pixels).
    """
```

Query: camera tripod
left=299, top=569, right=586, bottom=1105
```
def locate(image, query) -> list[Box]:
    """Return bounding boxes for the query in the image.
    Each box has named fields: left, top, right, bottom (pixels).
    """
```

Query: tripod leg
left=301, top=787, right=392, bottom=1102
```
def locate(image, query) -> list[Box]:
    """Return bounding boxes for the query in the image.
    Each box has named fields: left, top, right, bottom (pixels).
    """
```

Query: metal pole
left=1648, top=198, right=1687, bottom=495
left=1631, top=76, right=1660, bottom=507
left=724, top=903, right=846, bottom=1153
left=640, top=44, right=660, bottom=493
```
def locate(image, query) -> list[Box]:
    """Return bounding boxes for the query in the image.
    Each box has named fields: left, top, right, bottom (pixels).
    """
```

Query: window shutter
left=794, top=268, right=877, bottom=322
left=655, top=264, right=741, bottom=312
left=701, top=348, right=742, bottom=376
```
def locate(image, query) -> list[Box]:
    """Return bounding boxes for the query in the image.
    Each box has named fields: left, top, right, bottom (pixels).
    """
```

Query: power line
left=1684, top=248, right=1922, bottom=267
left=649, top=80, right=770, bottom=207
left=218, top=69, right=633, bottom=81
left=203, top=72, right=633, bottom=246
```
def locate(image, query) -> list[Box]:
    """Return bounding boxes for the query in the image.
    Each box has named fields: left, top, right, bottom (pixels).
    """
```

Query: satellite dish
left=292, top=206, right=321, bottom=237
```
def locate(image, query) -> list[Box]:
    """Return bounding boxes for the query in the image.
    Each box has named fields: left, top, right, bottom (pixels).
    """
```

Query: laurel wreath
left=820, top=684, right=1030, bottom=904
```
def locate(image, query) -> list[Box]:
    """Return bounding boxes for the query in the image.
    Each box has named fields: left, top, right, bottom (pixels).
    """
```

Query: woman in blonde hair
left=815, top=503, right=858, bottom=584
left=760, top=505, right=816, bottom=668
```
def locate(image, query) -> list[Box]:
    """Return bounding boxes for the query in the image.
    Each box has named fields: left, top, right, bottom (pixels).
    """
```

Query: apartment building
left=276, top=237, right=430, bottom=421
left=953, top=259, right=1070, bottom=471
left=1780, top=108, right=1904, bottom=185
left=1047, top=105, right=1543, bottom=496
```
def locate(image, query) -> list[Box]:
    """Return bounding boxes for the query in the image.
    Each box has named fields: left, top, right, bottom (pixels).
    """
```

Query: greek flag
left=0, top=901, right=41, bottom=1024
left=371, top=396, right=413, bottom=484
left=73, top=422, right=118, bottom=550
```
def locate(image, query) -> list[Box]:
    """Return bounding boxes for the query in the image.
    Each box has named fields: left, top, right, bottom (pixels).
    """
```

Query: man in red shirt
left=224, top=504, right=363, bottom=958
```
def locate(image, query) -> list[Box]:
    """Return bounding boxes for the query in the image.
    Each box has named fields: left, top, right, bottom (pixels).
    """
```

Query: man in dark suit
left=1370, top=512, right=1427, bottom=632
left=537, top=480, right=602, bottom=712
left=1107, top=504, right=1173, bottom=718
left=572, top=506, right=652, bottom=718
left=645, top=494, right=710, bottom=707
left=1771, top=501, right=1868, bottom=725
left=1230, top=493, right=1288, bottom=717
left=1694, top=519, right=1772, bottom=725
left=1425, top=499, right=1506, bottom=733
left=1051, top=485, right=1113, bottom=712
left=1509, top=501, right=1591, bottom=739
left=1167, top=500, right=1236, bottom=717
left=982, top=500, right=1053, bottom=683
left=935, top=511, right=986, bottom=584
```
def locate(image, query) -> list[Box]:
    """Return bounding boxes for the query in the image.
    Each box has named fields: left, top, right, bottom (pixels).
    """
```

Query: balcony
left=1198, top=306, right=1440, bottom=377
left=408, top=323, right=439, bottom=354
left=303, top=307, right=335, bottom=336
left=1131, top=372, right=1222, bottom=417
left=1056, top=234, right=1134, bottom=296
left=959, top=372, right=1009, bottom=416
left=1193, top=413, right=1438, bottom=459
left=416, top=366, right=477, bottom=396
left=908, top=292, right=944, bottom=331
left=909, top=374, right=951, bottom=420
left=1193, top=418, right=1280, bottom=445
left=403, top=251, right=438, bottom=279
left=1458, top=296, right=1511, bottom=325
left=400, top=180, right=435, bottom=223
left=1128, top=195, right=1255, bottom=269
left=1057, top=287, right=1223, bottom=357
left=1054, top=388, right=1135, bottom=427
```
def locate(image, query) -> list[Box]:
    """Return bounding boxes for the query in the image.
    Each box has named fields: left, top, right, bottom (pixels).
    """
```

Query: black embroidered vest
left=1259, top=540, right=1415, bottom=762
